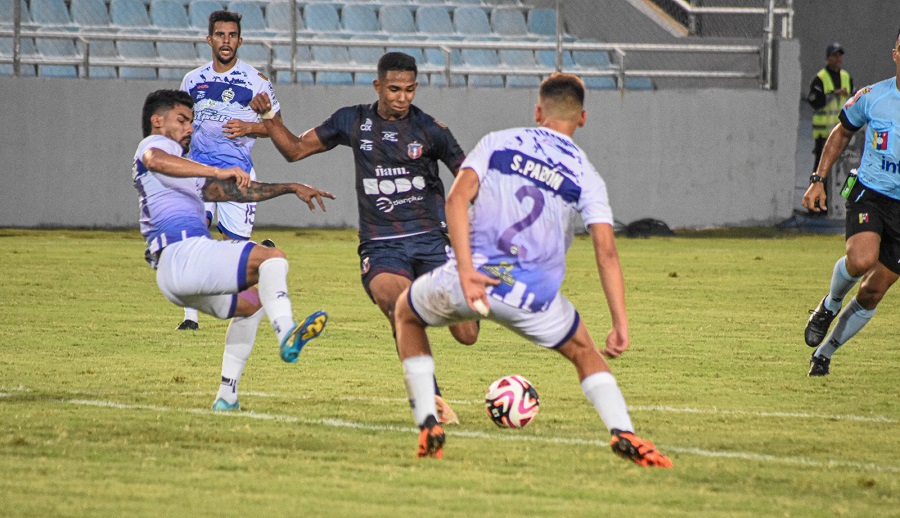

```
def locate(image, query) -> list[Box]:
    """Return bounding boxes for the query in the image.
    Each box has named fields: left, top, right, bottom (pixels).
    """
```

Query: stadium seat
left=311, top=42, right=353, bottom=85
left=424, top=45, right=465, bottom=87
left=36, top=27, right=79, bottom=77
left=149, top=0, right=197, bottom=80
left=0, top=0, right=34, bottom=28
left=188, top=0, right=223, bottom=30
left=500, top=49, right=539, bottom=88
left=227, top=1, right=267, bottom=32
left=461, top=46, right=504, bottom=88
left=453, top=7, right=491, bottom=36
left=30, top=0, right=74, bottom=26
left=303, top=3, right=341, bottom=33
left=0, top=35, right=38, bottom=76
left=349, top=36, right=384, bottom=85
left=535, top=47, right=575, bottom=70
left=526, top=8, right=557, bottom=37
left=573, top=48, right=612, bottom=69
left=625, top=77, right=654, bottom=90
left=81, top=29, right=120, bottom=78
left=111, top=0, right=159, bottom=79
left=150, top=0, right=190, bottom=28
left=490, top=8, right=529, bottom=38
left=342, top=4, right=378, bottom=35
left=379, top=5, right=416, bottom=35
left=265, top=1, right=302, bottom=34
left=415, top=6, right=454, bottom=36
left=70, top=0, right=112, bottom=27
left=273, top=43, right=312, bottom=84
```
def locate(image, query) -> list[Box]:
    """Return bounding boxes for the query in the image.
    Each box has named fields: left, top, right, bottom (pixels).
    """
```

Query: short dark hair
left=142, top=89, right=193, bottom=137
left=539, top=73, right=585, bottom=107
left=208, top=10, right=242, bottom=37
left=377, top=51, right=417, bottom=79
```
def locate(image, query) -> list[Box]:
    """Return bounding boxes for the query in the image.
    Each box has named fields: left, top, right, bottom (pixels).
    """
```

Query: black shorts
left=844, top=179, right=900, bottom=274
left=358, top=231, right=450, bottom=301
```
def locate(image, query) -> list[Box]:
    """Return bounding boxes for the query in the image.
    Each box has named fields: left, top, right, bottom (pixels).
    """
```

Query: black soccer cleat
left=177, top=319, right=199, bottom=331
left=805, top=297, right=837, bottom=347
left=808, top=354, right=830, bottom=377
left=260, top=239, right=276, bottom=248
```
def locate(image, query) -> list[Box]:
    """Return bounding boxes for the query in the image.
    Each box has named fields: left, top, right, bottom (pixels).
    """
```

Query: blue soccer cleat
left=212, top=398, right=240, bottom=411
left=280, top=310, right=328, bottom=363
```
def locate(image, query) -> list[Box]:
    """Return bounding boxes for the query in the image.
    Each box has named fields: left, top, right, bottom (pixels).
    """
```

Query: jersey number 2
left=498, top=185, right=544, bottom=258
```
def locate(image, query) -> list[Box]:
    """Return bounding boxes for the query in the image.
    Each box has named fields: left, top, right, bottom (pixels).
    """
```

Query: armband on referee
left=809, top=174, right=826, bottom=184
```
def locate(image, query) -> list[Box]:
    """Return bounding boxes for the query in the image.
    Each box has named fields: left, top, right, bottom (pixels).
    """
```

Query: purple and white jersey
left=180, top=60, right=279, bottom=172
left=132, top=135, right=211, bottom=257
left=460, top=127, right=613, bottom=312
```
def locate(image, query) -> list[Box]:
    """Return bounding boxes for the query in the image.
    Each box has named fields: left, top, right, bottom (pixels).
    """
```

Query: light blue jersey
left=133, top=135, right=211, bottom=259
left=841, top=77, right=900, bottom=200
left=460, top=127, right=613, bottom=312
left=180, top=60, right=279, bottom=172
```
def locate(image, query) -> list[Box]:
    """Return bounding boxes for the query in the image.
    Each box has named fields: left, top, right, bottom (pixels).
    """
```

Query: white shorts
left=408, top=261, right=580, bottom=348
left=206, top=168, right=258, bottom=240
left=155, top=237, right=255, bottom=319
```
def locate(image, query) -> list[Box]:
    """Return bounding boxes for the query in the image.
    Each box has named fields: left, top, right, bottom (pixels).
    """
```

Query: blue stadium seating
left=30, top=0, right=74, bottom=26
left=424, top=45, right=465, bottom=87
left=227, top=1, right=267, bottom=32
left=625, top=77, right=654, bottom=90
left=0, top=35, right=38, bottom=76
left=303, top=3, right=341, bottom=33
left=453, top=7, right=491, bottom=36
left=500, top=49, right=539, bottom=88
left=348, top=35, right=384, bottom=85
left=379, top=5, right=416, bottom=35
left=342, top=4, right=378, bottom=35
left=70, top=0, right=111, bottom=26
left=311, top=41, right=353, bottom=85
left=265, top=1, right=303, bottom=34
left=188, top=0, right=222, bottom=30
left=273, top=43, right=313, bottom=85
left=111, top=0, right=159, bottom=79
left=0, top=0, right=34, bottom=28
left=490, top=8, right=529, bottom=38
left=415, top=6, right=454, bottom=37
left=526, top=8, right=556, bottom=37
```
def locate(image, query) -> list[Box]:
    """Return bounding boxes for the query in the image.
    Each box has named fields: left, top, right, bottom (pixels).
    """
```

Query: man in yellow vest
left=806, top=42, right=852, bottom=213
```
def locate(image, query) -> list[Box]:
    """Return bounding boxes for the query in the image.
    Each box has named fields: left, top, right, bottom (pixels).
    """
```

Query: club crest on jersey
left=408, top=142, right=423, bottom=159
left=221, top=88, right=235, bottom=104
left=361, top=256, right=370, bottom=274
left=874, top=130, right=888, bottom=151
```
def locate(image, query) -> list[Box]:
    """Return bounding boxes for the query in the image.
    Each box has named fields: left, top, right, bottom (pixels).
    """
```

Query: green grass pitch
left=0, top=228, right=897, bottom=517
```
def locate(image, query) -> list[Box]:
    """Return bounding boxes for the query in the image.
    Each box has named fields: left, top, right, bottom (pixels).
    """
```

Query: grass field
left=1, top=228, right=898, bottom=517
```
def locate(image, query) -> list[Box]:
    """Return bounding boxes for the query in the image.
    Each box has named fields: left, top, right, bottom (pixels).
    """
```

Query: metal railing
left=0, top=28, right=764, bottom=90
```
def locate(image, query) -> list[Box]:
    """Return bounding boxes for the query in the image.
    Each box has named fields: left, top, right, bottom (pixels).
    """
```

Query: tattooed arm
left=203, top=178, right=335, bottom=212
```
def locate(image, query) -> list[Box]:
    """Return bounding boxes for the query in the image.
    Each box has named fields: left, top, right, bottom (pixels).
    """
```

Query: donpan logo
left=363, top=176, right=426, bottom=196
left=375, top=195, right=425, bottom=213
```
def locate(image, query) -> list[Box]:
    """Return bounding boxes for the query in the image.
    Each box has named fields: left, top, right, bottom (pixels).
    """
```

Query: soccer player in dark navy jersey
left=250, top=52, right=478, bottom=424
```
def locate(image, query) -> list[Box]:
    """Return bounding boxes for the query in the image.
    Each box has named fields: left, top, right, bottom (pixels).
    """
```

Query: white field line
left=16, top=396, right=898, bottom=474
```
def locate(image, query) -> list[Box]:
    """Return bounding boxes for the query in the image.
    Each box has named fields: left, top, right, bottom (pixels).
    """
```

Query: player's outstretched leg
left=805, top=297, right=837, bottom=347
left=178, top=307, right=200, bottom=330
left=807, top=354, right=830, bottom=377
left=610, top=429, right=673, bottom=468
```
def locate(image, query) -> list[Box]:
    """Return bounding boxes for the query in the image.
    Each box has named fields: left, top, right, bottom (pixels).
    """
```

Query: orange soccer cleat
left=417, top=415, right=445, bottom=459
left=610, top=430, right=673, bottom=468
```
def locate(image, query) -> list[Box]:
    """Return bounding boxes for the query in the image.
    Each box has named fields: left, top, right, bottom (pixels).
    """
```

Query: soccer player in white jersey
left=176, top=10, right=282, bottom=330
left=393, top=74, right=672, bottom=467
left=802, top=29, right=900, bottom=376
left=134, top=89, right=332, bottom=410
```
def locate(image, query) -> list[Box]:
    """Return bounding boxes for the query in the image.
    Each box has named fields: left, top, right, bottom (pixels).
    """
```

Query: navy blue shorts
left=358, top=231, right=450, bottom=301
left=845, top=179, right=900, bottom=275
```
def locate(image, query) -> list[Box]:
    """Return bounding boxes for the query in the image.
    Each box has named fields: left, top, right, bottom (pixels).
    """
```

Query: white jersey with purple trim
left=180, top=60, right=279, bottom=172
left=132, top=135, right=210, bottom=258
left=460, top=127, right=613, bottom=312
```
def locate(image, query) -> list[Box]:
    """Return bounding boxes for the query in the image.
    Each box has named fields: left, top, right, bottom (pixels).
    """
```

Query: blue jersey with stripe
left=180, top=60, right=279, bottom=173
left=460, top=127, right=613, bottom=312
left=314, top=102, right=465, bottom=242
left=840, top=77, right=900, bottom=200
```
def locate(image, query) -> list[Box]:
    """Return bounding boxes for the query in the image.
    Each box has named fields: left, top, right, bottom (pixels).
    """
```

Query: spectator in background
left=807, top=42, right=853, bottom=214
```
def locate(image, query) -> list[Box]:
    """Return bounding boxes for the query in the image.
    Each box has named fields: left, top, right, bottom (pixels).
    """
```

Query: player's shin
left=217, top=308, right=265, bottom=404
left=257, top=257, right=295, bottom=343
left=581, top=371, right=634, bottom=434
left=402, top=355, right=439, bottom=426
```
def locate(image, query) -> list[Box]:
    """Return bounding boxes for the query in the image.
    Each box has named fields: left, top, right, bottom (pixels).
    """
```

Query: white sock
left=257, top=257, right=295, bottom=343
left=581, top=372, right=634, bottom=434
left=216, top=309, right=265, bottom=403
left=815, top=297, right=876, bottom=359
left=824, top=256, right=860, bottom=313
left=183, top=307, right=199, bottom=323
left=403, top=355, right=437, bottom=427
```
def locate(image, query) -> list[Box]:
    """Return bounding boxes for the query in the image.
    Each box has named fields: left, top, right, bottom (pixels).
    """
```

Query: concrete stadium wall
left=0, top=40, right=800, bottom=230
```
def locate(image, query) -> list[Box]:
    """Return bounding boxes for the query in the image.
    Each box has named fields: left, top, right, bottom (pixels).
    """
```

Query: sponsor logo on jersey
left=382, top=131, right=398, bottom=142
left=221, top=88, right=235, bottom=104
left=881, top=157, right=900, bottom=174
left=375, top=195, right=424, bottom=213
left=874, top=130, right=888, bottom=150
left=363, top=176, right=426, bottom=195
left=859, top=213, right=869, bottom=224
left=374, top=165, right=409, bottom=177
left=360, top=139, right=373, bottom=151
left=408, top=142, right=423, bottom=159
left=196, top=107, right=230, bottom=123
left=198, top=84, right=209, bottom=89
left=360, top=118, right=373, bottom=132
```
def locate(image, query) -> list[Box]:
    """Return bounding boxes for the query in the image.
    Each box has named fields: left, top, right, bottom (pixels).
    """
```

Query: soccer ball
left=484, top=374, right=539, bottom=428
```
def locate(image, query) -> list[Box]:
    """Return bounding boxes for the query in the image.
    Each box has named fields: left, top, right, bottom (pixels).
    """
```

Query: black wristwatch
left=809, top=174, right=826, bottom=184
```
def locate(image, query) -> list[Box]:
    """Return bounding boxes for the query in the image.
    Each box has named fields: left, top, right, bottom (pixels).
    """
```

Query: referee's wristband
left=809, top=174, right=826, bottom=184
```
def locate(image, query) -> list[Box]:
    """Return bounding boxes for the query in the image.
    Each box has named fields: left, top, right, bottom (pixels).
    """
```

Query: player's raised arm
left=588, top=222, right=629, bottom=358
left=249, top=92, right=328, bottom=162
left=142, top=147, right=251, bottom=188
left=202, top=177, right=334, bottom=212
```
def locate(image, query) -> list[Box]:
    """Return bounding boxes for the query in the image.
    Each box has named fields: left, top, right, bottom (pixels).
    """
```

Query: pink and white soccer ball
left=484, top=374, right=540, bottom=428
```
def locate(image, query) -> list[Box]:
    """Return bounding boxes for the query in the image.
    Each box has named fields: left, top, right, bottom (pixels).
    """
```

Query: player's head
left=142, top=89, right=194, bottom=151
left=374, top=52, right=418, bottom=121
left=535, top=73, right=587, bottom=131
left=207, top=10, right=243, bottom=67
